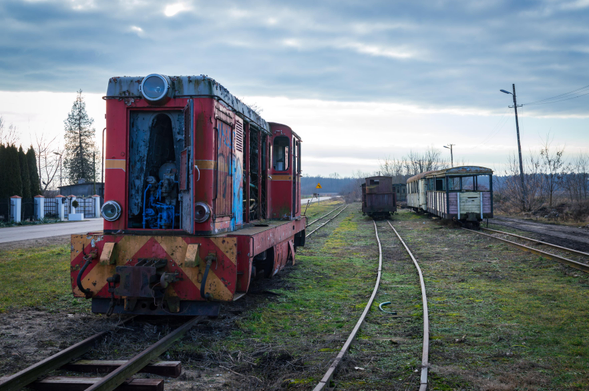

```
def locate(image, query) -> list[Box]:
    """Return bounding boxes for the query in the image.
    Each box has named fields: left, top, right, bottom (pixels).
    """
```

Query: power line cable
left=473, top=107, right=511, bottom=150
left=525, top=90, right=589, bottom=106
left=524, top=83, right=589, bottom=106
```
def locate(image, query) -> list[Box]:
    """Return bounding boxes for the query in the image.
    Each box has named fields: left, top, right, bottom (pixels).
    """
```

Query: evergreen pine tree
left=27, top=146, right=41, bottom=196
left=18, top=146, right=31, bottom=198
left=64, top=90, right=96, bottom=185
left=0, top=144, right=6, bottom=198
left=5, top=145, right=22, bottom=197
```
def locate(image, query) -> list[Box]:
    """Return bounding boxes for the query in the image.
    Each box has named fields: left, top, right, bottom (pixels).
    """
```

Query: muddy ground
left=489, top=216, right=589, bottom=252
left=0, top=232, right=300, bottom=390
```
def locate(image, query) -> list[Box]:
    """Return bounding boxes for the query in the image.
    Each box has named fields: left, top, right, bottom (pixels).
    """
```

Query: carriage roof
left=407, top=166, right=493, bottom=183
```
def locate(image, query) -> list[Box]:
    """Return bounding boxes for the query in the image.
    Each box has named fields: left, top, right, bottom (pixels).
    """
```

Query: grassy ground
left=172, top=204, right=589, bottom=390
left=394, top=211, right=589, bottom=391
left=2, top=200, right=589, bottom=390
left=0, top=243, right=90, bottom=314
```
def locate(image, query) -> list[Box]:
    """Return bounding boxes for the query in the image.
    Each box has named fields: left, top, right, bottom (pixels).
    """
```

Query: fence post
left=69, top=195, right=84, bottom=221
left=10, top=196, right=22, bottom=223
left=34, top=195, right=45, bottom=220
left=56, top=195, right=65, bottom=221
left=93, top=195, right=101, bottom=218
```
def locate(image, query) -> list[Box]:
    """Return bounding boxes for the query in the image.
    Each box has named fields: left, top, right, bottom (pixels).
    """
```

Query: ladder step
left=63, top=360, right=181, bottom=378
left=31, top=376, right=163, bottom=391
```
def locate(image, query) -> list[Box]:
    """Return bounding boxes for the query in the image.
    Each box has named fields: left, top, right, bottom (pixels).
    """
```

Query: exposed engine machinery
left=71, top=74, right=306, bottom=316
left=143, top=162, right=178, bottom=229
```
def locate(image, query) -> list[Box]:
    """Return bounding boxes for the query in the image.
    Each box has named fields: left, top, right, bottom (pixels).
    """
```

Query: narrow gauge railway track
left=465, top=227, right=589, bottom=273
left=313, top=220, right=430, bottom=391
left=306, top=205, right=348, bottom=238
left=0, top=316, right=204, bottom=391
left=307, top=204, right=347, bottom=227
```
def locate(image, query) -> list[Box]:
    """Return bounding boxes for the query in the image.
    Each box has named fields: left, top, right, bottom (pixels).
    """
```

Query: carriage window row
left=408, top=175, right=491, bottom=194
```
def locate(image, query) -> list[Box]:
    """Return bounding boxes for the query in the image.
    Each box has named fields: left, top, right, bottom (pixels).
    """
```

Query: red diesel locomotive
left=70, top=74, right=306, bottom=316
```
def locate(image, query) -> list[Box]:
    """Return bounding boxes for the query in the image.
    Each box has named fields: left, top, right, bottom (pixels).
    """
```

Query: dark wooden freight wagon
left=361, top=176, right=397, bottom=219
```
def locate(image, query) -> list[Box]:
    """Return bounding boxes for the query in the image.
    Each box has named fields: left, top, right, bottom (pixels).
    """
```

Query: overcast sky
left=1, top=0, right=588, bottom=177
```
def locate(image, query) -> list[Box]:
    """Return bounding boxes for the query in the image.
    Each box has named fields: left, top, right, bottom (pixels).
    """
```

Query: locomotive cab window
left=273, top=136, right=289, bottom=171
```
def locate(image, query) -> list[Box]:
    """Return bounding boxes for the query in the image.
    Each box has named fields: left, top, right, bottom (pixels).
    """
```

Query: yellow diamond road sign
left=316, top=183, right=322, bottom=189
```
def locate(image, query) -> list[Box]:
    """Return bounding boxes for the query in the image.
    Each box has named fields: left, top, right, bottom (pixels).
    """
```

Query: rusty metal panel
left=115, top=266, right=157, bottom=298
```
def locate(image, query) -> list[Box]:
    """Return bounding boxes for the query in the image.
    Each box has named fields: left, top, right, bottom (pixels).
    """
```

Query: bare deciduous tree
left=380, top=147, right=449, bottom=181
left=34, top=133, right=62, bottom=191
left=0, top=116, right=19, bottom=145
left=539, top=138, right=565, bottom=208
left=562, top=153, right=589, bottom=203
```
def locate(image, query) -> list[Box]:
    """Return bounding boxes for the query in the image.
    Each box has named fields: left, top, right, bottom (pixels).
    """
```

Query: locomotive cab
left=269, top=123, right=302, bottom=221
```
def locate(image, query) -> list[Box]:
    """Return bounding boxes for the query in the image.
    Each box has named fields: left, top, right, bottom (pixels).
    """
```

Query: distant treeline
left=301, top=176, right=358, bottom=195
left=301, top=175, right=538, bottom=196
left=0, top=143, right=41, bottom=199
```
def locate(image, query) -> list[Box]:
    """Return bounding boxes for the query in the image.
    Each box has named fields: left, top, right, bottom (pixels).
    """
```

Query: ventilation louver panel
left=235, top=121, right=243, bottom=153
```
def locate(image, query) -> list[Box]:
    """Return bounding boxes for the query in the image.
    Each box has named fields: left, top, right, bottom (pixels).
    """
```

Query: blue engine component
left=142, top=183, right=176, bottom=229
left=142, top=163, right=178, bottom=229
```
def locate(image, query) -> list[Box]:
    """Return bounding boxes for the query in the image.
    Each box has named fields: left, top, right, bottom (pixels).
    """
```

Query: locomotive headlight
left=194, top=202, right=211, bottom=223
left=140, top=74, right=171, bottom=102
left=101, top=200, right=122, bottom=222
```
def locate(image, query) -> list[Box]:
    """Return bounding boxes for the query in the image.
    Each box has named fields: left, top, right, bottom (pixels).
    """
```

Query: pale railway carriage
left=407, top=166, right=493, bottom=228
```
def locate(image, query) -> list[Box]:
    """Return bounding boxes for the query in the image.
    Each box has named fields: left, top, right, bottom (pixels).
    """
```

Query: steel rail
left=387, top=221, right=430, bottom=391
left=0, top=317, right=136, bottom=391
left=306, top=205, right=348, bottom=238
left=464, top=229, right=589, bottom=273
left=313, top=220, right=383, bottom=391
left=86, top=316, right=204, bottom=391
left=307, top=205, right=346, bottom=227
left=482, top=227, right=589, bottom=258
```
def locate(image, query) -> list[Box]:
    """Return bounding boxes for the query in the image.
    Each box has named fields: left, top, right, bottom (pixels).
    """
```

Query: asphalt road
left=0, top=218, right=105, bottom=244
left=0, top=196, right=335, bottom=244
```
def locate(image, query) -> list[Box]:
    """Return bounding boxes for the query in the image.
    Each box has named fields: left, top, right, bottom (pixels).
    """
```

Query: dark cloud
left=1, top=0, right=588, bottom=115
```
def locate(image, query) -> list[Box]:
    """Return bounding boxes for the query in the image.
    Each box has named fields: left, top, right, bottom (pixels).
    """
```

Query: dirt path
left=489, top=216, right=589, bottom=252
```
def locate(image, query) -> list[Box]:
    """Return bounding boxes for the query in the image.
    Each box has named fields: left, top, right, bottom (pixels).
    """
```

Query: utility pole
left=443, top=144, right=455, bottom=167
left=500, top=84, right=526, bottom=210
